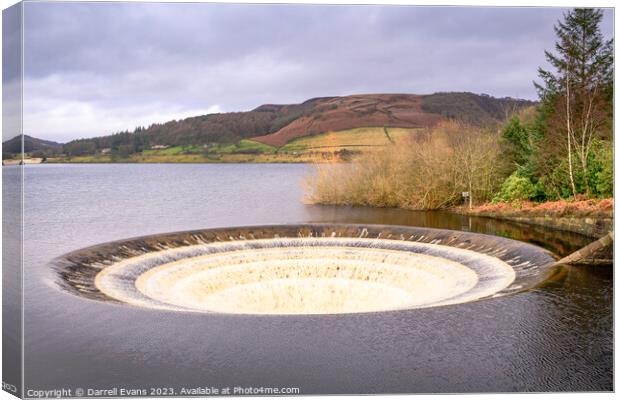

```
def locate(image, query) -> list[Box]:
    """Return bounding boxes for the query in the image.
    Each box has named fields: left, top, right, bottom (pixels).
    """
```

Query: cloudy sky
left=11, top=3, right=615, bottom=142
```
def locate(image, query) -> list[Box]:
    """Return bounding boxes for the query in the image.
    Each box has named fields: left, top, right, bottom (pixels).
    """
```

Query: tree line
left=61, top=98, right=326, bottom=157
left=499, top=8, right=613, bottom=201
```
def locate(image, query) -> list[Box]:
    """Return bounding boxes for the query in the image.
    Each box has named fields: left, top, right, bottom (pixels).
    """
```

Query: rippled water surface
left=14, top=163, right=612, bottom=393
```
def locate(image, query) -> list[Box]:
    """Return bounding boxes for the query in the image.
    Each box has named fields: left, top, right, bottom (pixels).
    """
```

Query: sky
left=5, top=3, right=615, bottom=142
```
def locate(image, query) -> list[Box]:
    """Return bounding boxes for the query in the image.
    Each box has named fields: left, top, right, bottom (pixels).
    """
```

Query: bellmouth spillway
left=52, top=224, right=558, bottom=315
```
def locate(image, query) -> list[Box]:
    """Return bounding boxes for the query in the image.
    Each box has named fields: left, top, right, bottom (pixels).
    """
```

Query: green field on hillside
left=142, top=145, right=203, bottom=155
left=141, top=140, right=276, bottom=156
left=279, top=127, right=419, bottom=153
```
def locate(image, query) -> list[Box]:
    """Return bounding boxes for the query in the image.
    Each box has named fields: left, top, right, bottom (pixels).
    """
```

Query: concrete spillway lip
left=51, top=224, right=558, bottom=315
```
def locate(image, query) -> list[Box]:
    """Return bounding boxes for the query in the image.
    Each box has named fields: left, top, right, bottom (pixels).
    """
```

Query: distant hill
left=39, top=92, right=535, bottom=156
left=252, top=94, right=432, bottom=146
left=2, top=135, right=62, bottom=156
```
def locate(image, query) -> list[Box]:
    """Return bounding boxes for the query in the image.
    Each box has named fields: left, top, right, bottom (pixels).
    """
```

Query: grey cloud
left=3, top=3, right=22, bottom=141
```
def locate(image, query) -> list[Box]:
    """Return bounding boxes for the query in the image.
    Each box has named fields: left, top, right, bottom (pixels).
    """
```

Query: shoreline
left=2, top=158, right=44, bottom=165
left=452, top=199, right=613, bottom=238
left=40, top=156, right=342, bottom=164
left=3, top=159, right=322, bottom=166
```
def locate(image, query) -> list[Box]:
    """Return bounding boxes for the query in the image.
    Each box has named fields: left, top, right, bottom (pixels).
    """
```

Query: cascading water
left=52, top=224, right=557, bottom=315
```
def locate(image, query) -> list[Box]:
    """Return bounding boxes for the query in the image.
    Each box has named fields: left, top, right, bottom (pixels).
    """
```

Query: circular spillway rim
left=51, top=223, right=558, bottom=315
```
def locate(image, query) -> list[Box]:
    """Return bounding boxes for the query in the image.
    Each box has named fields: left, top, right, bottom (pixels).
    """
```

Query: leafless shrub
left=305, top=121, right=506, bottom=210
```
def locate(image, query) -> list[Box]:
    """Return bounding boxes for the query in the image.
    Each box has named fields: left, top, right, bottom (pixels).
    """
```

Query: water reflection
left=306, top=205, right=592, bottom=257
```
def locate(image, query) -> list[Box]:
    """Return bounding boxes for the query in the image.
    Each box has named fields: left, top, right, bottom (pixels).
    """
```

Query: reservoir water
left=9, top=163, right=613, bottom=393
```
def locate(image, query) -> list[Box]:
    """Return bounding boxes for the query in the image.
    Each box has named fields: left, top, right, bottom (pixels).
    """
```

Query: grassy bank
left=45, top=152, right=341, bottom=164
left=459, top=198, right=613, bottom=219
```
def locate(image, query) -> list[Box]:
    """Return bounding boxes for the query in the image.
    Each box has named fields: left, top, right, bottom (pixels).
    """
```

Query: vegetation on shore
left=461, top=198, right=613, bottom=219
left=45, top=152, right=339, bottom=164
left=307, top=8, right=613, bottom=211
left=305, top=121, right=503, bottom=209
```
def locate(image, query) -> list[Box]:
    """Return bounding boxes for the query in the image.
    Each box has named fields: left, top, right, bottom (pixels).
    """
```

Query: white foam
left=95, top=237, right=516, bottom=314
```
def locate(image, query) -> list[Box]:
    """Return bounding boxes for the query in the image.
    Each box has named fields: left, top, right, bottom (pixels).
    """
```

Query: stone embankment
left=461, top=199, right=613, bottom=238
left=459, top=199, right=614, bottom=266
